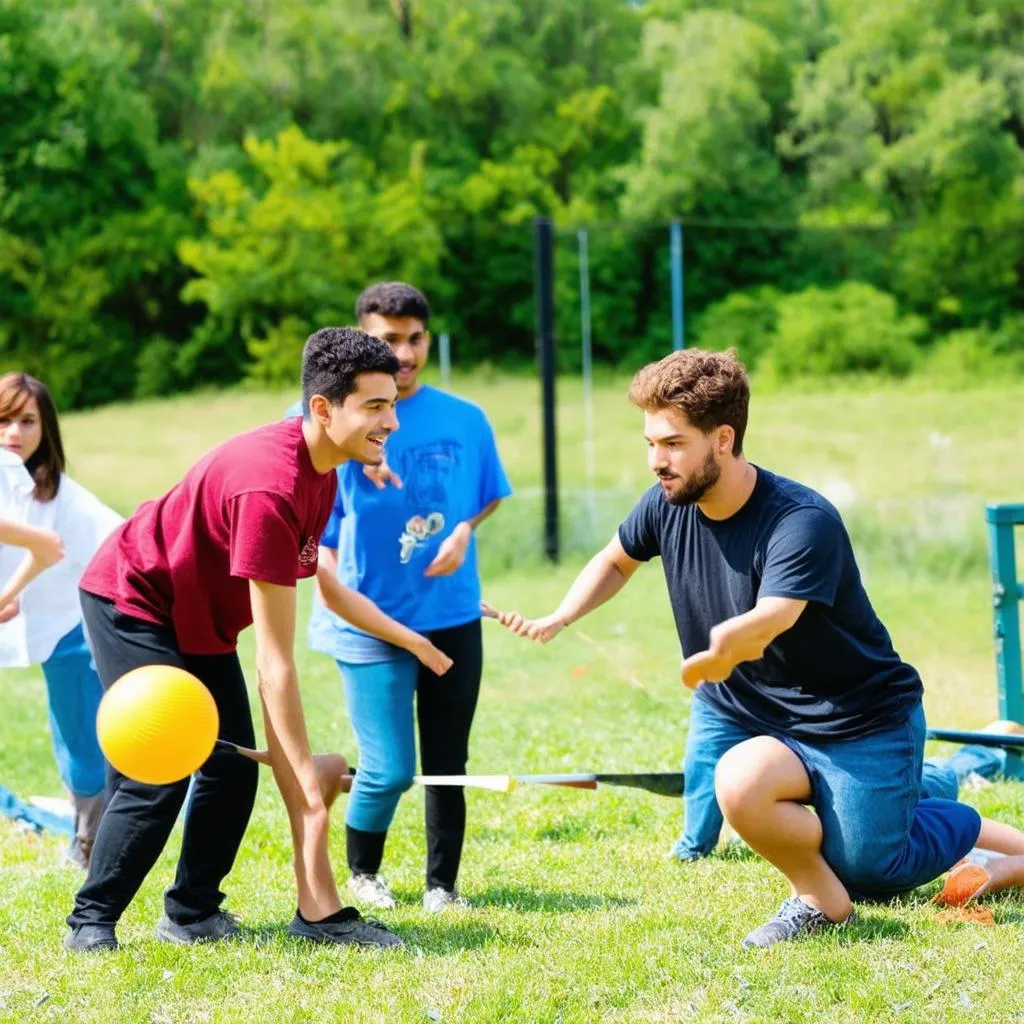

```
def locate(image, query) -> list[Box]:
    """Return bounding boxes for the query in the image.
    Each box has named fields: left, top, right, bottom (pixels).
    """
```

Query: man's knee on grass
left=714, top=736, right=812, bottom=832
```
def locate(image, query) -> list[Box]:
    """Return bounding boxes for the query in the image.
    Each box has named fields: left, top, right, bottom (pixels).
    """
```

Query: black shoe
left=287, top=906, right=404, bottom=948
left=63, top=924, right=118, bottom=953
left=155, top=910, right=241, bottom=945
left=742, top=897, right=856, bottom=949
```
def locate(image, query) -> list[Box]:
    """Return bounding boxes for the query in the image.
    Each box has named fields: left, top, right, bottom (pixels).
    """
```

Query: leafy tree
left=177, top=126, right=443, bottom=385
left=0, top=0, right=189, bottom=407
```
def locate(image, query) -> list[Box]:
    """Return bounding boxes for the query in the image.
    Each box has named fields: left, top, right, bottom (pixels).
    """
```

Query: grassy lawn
left=2, top=371, right=1024, bottom=1022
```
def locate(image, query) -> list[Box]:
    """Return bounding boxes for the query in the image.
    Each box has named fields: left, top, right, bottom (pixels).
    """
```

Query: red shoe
left=935, top=862, right=991, bottom=907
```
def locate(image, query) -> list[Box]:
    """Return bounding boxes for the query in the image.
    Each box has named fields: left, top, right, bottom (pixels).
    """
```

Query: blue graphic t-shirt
left=295, top=387, right=512, bottom=662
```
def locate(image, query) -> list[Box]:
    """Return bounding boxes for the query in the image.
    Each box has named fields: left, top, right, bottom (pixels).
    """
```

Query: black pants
left=347, top=619, right=483, bottom=890
left=68, top=592, right=258, bottom=929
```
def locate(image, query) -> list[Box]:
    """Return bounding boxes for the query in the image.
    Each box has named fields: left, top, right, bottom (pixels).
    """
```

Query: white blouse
left=0, top=450, right=123, bottom=666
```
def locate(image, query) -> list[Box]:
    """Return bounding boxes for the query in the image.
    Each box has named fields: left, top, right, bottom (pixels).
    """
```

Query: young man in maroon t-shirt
left=64, top=327, right=452, bottom=953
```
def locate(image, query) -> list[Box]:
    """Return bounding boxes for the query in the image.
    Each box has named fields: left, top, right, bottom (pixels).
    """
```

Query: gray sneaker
left=155, top=910, right=241, bottom=945
left=287, top=908, right=404, bottom=948
left=742, top=897, right=856, bottom=949
left=423, top=887, right=471, bottom=913
left=63, top=924, right=118, bottom=953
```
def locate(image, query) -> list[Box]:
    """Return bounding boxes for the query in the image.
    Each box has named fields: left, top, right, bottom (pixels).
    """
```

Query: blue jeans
left=676, top=696, right=980, bottom=897
left=40, top=623, right=106, bottom=798
left=338, top=620, right=484, bottom=890
left=340, top=656, right=420, bottom=835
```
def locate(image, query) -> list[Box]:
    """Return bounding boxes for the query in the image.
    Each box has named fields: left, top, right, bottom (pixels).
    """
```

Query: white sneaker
left=347, top=873, right=397, bottom=910
left=423, top=887, right=470, bottom=913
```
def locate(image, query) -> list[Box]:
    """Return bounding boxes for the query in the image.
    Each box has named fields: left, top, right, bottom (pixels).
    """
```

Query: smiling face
left=0, top=395, right=42, bottom=464
left=644, top=406, right=732, bottom=507
left=359, top=312, right=430, bottom=398
left=311, top=371, right=399, bottom=465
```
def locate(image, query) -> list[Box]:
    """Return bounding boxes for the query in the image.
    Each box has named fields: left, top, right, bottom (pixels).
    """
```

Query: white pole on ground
left=578, top=228, right=596, bottom=537
left=439, top=332, right=451, bottom=388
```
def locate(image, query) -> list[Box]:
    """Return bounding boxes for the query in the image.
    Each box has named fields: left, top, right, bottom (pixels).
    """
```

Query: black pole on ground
left=534, top=216, right=559, bottom=563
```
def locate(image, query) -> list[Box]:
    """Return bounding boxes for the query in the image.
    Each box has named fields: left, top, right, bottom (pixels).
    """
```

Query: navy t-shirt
left=617, top=467, right=922, bottom=740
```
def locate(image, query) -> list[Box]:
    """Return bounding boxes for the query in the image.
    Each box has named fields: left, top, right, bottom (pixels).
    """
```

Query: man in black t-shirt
left=492, top=349, right=1024, bottom=948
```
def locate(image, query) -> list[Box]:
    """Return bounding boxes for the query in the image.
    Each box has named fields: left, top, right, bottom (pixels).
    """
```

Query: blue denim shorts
left=779, top=703, right=982, bottom=900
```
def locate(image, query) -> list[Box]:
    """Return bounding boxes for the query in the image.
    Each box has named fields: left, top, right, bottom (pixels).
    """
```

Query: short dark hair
left=355, top=282, right=430, bottom=324
left=628, top=348, right=750, bottom=455
left=0, top=373, right=66, bottom=501
left=301, top=327, right=399, bottom=412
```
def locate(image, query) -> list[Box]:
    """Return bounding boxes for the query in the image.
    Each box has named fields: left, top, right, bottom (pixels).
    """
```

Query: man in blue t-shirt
left=290, top=283, right=512, bottom=914
left=490, top=348, right=1024, bottom=948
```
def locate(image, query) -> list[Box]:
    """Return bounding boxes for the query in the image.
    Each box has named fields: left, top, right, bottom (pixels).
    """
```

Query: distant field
left=2, top=373, right=1023, bottom=1023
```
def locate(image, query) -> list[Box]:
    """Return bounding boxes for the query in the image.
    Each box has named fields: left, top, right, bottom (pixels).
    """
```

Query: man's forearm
left=708, top=599, right=806, bottom=668
left=554, top=550, right=629, bottom=626
left=316, top=565, right=421, bottom=650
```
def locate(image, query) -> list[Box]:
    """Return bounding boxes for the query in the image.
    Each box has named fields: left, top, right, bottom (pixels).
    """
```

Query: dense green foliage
left=1, top=0, right=1021, bottom=405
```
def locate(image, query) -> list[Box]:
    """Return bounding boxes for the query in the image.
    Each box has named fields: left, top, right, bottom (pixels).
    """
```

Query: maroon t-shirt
left=81, top=417, right=337, bottom=654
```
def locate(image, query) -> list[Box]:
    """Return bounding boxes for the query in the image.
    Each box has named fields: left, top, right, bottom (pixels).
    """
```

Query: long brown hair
left=0, top=374, right=65, bottom=501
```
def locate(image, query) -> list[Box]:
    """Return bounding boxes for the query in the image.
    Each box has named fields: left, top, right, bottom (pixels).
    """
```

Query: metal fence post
left=986, top=503, right=1024, bottom=777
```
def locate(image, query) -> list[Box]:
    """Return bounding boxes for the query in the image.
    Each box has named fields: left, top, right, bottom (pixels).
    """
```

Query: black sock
left=297, top=906, right=361, bottom=925
left=346, top=825, right=388, bottom=876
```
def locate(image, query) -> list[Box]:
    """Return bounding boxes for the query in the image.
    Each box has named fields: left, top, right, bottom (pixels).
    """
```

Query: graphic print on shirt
left=393, top=439, right=462, bottom=565
left=299, top=535, right=319, bottom=568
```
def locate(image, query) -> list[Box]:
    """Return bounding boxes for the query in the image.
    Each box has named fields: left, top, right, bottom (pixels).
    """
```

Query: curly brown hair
left=627, top=348, right=750, bottom=455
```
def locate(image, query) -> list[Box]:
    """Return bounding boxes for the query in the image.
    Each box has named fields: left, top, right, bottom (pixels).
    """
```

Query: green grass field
left=2, top=371, right=1024, bottom=1023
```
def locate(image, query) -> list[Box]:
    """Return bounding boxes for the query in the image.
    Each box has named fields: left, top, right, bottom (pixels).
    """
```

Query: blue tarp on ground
left=0, top=784, right=74, bottom=836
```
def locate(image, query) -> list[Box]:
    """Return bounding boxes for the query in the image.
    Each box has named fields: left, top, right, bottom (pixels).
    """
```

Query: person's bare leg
left=715, top=736, right=853, bottom=922
left=937, top=818, right=1024, bottom=905
left=976, top=818, right=1024, bottom=857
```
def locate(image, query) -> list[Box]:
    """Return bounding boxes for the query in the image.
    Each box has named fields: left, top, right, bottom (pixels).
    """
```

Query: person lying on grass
left=488, top=347, right=1024, bottom=948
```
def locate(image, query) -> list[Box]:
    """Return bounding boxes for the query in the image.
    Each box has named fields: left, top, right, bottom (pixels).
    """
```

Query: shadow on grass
left=398, top=920, right=503, bottom=955
left=838, top=915, right=912, bottom=943
left=238, top=920, right=502, bottom=954
left=471, top=885, right=636, bottom=913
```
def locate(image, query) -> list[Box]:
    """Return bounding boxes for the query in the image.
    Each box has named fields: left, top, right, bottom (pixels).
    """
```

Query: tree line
left=1, top=0, right=1021, bottom=407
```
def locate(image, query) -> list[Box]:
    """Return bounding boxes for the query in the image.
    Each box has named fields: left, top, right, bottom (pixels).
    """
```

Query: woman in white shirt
left=0, top=374, right=122, bottom=868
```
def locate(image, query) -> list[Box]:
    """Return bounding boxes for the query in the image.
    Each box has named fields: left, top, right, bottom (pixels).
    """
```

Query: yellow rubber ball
left=97, top=665, right=219, bottom=785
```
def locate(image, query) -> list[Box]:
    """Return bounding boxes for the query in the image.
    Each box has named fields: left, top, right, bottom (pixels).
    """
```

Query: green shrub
left=763, top=282, right=925, bottom=378
left=134, top=337, right=181, bottom=398
left=246, top=317, right=309, bottom=388
left=691, top=286, right=781, bottom=368
left=921, top=315, right=1024, bottom=383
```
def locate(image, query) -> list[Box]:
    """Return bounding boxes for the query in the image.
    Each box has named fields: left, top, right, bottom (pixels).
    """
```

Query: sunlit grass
left=2, top=373, right=1023, bottom=1022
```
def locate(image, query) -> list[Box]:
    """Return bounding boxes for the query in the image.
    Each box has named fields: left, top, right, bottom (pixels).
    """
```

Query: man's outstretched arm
left=249, top=579, right=341, bottom=921
left=680, top=596, right=807, bottom=689
left=488, top=534, right=643, bottom=643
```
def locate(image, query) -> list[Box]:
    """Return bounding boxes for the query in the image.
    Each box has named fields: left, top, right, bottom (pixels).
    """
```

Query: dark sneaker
left=287, top=907, right=404, bottom=948
left=63, top=924, right=118, bottom=953
left=742, top=897, right=856, bottom=949
left=155, top=910, right=241, bottom=945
